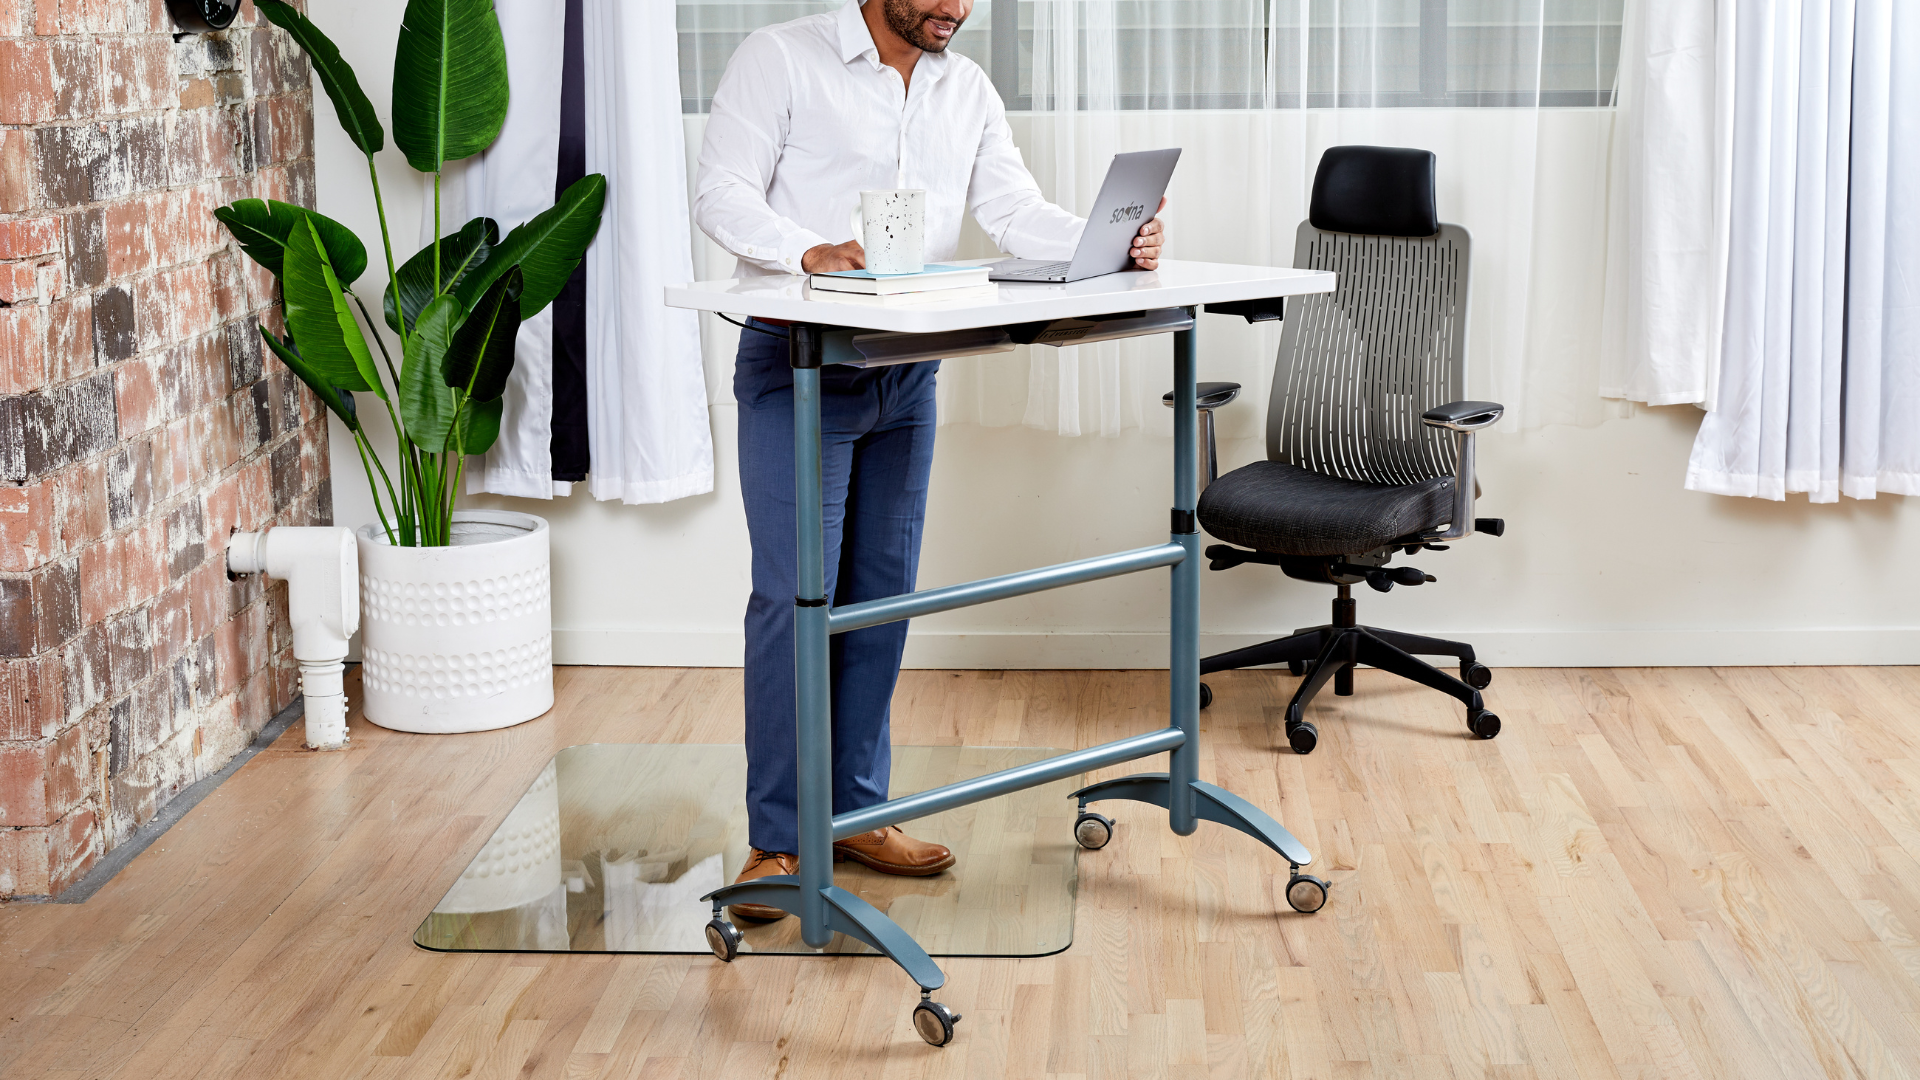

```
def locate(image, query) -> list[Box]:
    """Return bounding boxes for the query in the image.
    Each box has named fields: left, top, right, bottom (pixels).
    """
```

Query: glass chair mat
left=415, top=744, right=1079, bottom=957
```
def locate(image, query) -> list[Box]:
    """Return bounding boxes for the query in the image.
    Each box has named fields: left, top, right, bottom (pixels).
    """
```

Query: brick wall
left=0, top=0, right=329, bottom=897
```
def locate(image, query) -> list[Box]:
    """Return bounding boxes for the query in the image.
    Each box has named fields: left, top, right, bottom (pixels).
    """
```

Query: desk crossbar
left=827, top=543, right=1186, bottom=635
left=831, top=726, right=1188, bottom=840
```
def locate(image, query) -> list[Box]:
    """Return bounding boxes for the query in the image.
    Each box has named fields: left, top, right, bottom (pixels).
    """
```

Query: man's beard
left=882, top=0, right=962, bottom=52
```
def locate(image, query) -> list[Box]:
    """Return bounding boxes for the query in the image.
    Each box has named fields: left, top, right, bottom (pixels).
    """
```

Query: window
left=677, top=0, right=1621, bottom=113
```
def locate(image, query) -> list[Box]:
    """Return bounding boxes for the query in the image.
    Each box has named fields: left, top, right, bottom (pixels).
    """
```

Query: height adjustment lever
left=1331, top=563, right=1435, bottom=593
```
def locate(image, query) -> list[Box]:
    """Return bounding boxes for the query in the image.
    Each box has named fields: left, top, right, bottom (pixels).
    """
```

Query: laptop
left=988, top=148, right=1181, bottom=284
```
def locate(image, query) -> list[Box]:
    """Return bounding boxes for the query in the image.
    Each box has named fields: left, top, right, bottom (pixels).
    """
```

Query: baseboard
left=552, top=627, right=1920, bottom=669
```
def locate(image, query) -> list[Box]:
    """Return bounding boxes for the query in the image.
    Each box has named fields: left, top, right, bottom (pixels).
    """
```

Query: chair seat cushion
left=1197, top=461, right=1454, bottom=556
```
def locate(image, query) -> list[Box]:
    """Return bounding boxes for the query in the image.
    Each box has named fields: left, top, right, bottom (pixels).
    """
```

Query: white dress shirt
left=694, top=0, right=1084, bottom=280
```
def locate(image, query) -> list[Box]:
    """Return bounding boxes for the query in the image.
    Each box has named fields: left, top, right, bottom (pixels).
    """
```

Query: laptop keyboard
left=1003, top=262, right=1072, bottom=278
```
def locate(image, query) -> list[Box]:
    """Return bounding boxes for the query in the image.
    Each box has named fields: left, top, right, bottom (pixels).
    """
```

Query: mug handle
left=849, top=205, right=863, bottom=245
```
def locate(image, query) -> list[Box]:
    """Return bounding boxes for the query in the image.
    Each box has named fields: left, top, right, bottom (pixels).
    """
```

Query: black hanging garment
left=549, top=0, right=591, bottom=483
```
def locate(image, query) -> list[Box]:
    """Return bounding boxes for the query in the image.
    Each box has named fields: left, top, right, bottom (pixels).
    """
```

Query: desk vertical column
left=790, top=324, right=834, bottom=948
left=1168, top=313, right=1200, bottom=836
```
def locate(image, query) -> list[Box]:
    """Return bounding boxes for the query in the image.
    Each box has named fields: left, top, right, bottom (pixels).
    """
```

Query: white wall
left=309, top=1, right=1920, bottom=669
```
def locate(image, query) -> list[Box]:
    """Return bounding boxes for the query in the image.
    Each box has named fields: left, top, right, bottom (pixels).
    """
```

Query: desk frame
left=702, top=306, right=1316, bottom=1018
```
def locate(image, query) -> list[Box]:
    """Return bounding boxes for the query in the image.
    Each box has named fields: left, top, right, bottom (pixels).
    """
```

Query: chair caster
left=913, top=997, right=961, bottom=1046
left=1074, top=811, right=1114, bottom=850
left=1286, top=660, right=1306, bottom=676
left=1283, top=705, right=1318, bottom=754
left=1468, top=709, right=1501, bottom=739
left=1287, top=722, right=1318, bottom=754
left=1461, top=662, right=1492, bottom=689
left=1285, top=872, right=1330, bottom=913
left=1199, top=682, right=1213, bottom=710
left=704, top=917, right=741, bottom=962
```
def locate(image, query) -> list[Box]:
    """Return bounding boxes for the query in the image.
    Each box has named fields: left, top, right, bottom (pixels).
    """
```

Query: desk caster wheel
left=1461, top=662, right=1492, bottom=689
left=1285, top=873, right=1329, bottom=913
left=1074, top=811, right=1114, bottom=850
left=1468, top=709, right=1501, bottom=740
left=1286, top=660, right=1306, bottom=676
left=913, top=997, right=961, bottom=1046
left=705, top=917, right=741, bottom=962
left=1199, top=682, right=1213, bottom=710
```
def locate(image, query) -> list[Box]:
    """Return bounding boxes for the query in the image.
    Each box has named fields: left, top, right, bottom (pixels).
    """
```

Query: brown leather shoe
left=832, top=826, right=955, bottom=876
left=727, top=849, right=798, bottom=921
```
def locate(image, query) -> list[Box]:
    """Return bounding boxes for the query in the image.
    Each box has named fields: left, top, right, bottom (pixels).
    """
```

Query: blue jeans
left=735, top=321, right=940, bottom=856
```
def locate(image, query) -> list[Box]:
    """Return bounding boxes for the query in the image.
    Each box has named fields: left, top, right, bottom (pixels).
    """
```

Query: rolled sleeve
left=966, top=101, right=1084, bottom=260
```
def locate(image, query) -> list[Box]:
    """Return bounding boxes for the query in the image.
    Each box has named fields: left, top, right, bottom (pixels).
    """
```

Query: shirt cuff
left=777, top=229, right=831, bottom=274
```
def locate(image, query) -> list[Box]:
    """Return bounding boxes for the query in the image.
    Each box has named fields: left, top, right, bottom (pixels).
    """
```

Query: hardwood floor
left=4, top=664, right=1920, bottom=1078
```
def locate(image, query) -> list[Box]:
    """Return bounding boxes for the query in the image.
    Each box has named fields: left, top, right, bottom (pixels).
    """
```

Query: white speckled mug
left=850, top=188, right=925, bottom=275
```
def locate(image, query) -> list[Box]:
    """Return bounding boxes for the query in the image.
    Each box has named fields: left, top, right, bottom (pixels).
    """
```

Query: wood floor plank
left=4, top=665, right=1920, bottom=1077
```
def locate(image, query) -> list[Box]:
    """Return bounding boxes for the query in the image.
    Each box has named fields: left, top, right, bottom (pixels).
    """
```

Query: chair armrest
left=1420, top=401, right=1502, bottom=541
left=1162, top=383, right=1243, bottom=490
left=1421, top=400, right=1504, bottom=431
left=1161, top=382, right=1243, bottom=410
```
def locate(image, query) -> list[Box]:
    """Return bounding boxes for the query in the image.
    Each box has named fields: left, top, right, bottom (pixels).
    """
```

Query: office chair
left=1171, top=145, right=1505, bottom=755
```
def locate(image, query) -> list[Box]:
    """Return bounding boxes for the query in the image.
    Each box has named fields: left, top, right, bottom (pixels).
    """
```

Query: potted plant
left=217, top=0, right=605, bottom=733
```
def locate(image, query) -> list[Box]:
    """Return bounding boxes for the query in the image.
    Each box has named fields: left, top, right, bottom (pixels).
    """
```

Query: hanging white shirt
left=694, top=0, right=1084, bottom=280
left=453, top=0, right=714, bottom=505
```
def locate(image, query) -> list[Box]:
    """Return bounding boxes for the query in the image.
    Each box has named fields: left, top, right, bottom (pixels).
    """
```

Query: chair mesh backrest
left=1265, top=221, right=1471, bottom=486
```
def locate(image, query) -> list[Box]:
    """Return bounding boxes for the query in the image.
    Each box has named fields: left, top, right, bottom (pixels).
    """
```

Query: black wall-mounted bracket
left=167, top=0, right=240, bottom=34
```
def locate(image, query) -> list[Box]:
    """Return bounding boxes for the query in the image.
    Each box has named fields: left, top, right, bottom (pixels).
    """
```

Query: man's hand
left=802, top=240, right=866, bottom=273
left=1130, top=197, right=1167, bottom=270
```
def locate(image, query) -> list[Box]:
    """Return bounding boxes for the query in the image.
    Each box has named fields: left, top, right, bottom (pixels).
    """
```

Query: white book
left=802, top=282, right=998, bottom=307
left=806, top=263, right=991, bottom=295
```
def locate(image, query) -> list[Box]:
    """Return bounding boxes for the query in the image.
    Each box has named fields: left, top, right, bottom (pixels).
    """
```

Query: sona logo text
left=1109, top=203, right=1146, bottom=224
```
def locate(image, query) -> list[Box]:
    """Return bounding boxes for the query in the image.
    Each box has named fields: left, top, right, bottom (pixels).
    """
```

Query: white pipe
left=226, top=527, right=359, bottom=751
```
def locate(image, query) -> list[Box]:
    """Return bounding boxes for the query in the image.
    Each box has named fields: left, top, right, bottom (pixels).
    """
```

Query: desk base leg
left=700, top=878, right=955, bottom=1036
left=1070, top=773, right=1326, bottom=911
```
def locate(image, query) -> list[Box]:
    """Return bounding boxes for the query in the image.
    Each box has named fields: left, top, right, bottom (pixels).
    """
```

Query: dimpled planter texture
left=358, top=510, right=554, bottom=733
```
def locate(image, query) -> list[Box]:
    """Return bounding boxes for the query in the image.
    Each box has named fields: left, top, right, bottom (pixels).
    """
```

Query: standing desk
left=664, top=260, right=1338, bottom=1045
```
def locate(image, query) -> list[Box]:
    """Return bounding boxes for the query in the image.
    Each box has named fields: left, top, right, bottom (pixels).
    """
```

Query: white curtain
left=1597, top=0, right=1732, bottom=408
left=1683, top=0, right=1920, bottom=500
left=582, top=0, right=714, bottom=504
left=935, top=0, right=1619, bottom=437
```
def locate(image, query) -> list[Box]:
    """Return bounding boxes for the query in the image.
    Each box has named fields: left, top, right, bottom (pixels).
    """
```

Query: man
left=693, top=0, right=1165, bottom=920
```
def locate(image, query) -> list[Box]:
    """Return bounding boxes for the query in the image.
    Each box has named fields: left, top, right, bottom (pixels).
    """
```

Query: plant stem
left=351, top=428, right=396, bottom=545
left=367, top=155, right=407, bottom=345
left=433, top=172, right=442, bottom=298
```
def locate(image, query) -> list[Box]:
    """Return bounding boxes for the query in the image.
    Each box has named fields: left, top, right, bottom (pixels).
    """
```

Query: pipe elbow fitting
left=226, top=527, right=360, bottom=751
left=227, top=527, right=359, bottom=659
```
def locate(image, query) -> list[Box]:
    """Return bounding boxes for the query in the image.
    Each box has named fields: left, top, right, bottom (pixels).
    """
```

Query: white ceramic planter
left=357, top=509, right=553, bottom=733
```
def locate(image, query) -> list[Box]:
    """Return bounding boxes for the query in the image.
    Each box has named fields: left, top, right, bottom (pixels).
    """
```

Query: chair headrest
left=1309, top=146, right=1439, bottom=238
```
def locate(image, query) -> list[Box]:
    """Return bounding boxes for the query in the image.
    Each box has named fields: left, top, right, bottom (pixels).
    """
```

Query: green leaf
left=398, top=295, right=462, bottom=452
left=256, top=0, right=385, bottom=157
left=453, top=395, right=503, bottom=456
left=384, top=216, right=497, bottom=335
left=215, top=200, right=369, bottom=284
left=392, top=0, right=510, bottom=173
left=260, top=327, right=360, bottom=431
left=444, top=266, right=523, bottom=402
left=459, top=175, right=606, bottom=319
left=282, top=216, right=385, bottom=399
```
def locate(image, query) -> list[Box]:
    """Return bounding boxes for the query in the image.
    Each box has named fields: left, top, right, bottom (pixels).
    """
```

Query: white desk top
left=663, top=259, right=1335, bottom=334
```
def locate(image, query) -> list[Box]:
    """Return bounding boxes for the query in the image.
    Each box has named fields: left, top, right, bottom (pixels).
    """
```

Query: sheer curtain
left=936, top=0, right=1623, bottom=437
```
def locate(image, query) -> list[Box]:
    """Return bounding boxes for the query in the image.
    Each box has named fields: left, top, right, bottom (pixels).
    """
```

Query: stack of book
left=803, top=263, right=995, bottom=307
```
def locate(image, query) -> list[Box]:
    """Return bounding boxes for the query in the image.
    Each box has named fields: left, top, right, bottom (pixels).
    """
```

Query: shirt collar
left=836, top=0, right=952, bottom=85
left=837, top=1, right=880, bottom=67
